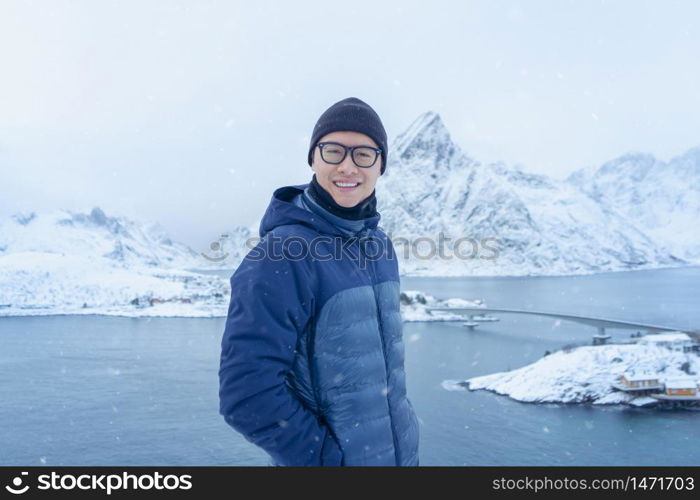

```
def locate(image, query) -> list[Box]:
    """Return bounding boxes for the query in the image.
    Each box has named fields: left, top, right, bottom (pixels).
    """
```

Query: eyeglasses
left=316, top=141, right=382, bottom=168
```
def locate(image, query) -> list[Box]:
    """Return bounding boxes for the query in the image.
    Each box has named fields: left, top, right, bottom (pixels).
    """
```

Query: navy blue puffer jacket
left=218, top=182, right=419, bottom=466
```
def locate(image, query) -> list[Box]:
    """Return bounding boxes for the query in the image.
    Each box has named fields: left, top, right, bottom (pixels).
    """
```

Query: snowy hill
left=566, top=148, right=700, bottom=261
left=376, top=111, right=684, bottom=276
left=443, top=342, right=700, bottom=408
left=0, top=207, right=201, bottom=269
left=0, top=207, right=232, bottom=315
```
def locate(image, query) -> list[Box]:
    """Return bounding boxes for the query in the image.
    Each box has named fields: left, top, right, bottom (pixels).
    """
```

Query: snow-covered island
left=399, top=290, right=490, bottom=322
left=444, top=332, right=700, bottom=408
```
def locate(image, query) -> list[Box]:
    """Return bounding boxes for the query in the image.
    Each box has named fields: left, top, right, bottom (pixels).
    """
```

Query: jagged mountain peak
left=60, top=206, right=131, bottom=237
left=89, top=206, right=108, bottom=225
left=392, top=111, right=446, bottom=149
left=389, top=111, right=467, bottom=170
left=0, top=207, right=200, bottom=269
left=596, top=151, right=659, bottom=179
left=564, top=145, right=700, bottom=262
left=377, top=113, right=693, bottom=275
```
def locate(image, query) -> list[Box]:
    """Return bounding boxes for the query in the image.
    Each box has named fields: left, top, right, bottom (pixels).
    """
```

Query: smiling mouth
left=333, top=181, right=362, bottom=190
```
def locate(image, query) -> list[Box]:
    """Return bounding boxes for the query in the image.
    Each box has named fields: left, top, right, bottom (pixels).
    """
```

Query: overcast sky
left=1, top=0, right=699, bottom=252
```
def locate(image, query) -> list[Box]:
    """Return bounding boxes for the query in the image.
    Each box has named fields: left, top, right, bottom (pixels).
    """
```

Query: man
left=218, top=97, right=420, bottom=466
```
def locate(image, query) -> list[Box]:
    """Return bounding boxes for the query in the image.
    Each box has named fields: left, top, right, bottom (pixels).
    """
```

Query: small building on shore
left=662, top=378, right=698, bottom=397
left=637, top=332, right=696, bottom=353
left=612, top=372, right=664, bottom=393
left=647, top=378, right=700, bottom=405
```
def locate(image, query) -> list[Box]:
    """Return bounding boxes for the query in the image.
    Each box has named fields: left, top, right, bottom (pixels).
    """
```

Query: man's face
left=311, top=130, right=382, bottom=208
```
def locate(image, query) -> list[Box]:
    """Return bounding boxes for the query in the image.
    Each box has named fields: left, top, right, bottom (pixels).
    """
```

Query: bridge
left=425, top=306, right=687, bottom=336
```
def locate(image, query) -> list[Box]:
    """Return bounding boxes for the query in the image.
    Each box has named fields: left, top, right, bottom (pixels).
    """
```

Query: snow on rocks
left=449, top=343, right=700, bottom=407
left=399, top=290, right=486, bottom=322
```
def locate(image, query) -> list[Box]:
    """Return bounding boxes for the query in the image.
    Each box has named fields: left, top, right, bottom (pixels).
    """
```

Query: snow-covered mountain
left=0, top=207, right=233, bottom=314
left=566, top=148, right=700, bottom=261
left=376, top=111, right=687, bottom=276
left=0, top=207, right=201, bottom=269
left=0, top=206, right=258, bottom=271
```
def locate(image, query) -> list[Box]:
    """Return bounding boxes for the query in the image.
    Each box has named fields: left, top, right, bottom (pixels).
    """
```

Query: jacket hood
left=259, top=183, right=381, bottom=239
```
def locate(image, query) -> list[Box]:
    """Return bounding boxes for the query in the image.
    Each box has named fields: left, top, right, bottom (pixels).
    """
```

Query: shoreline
left=444, top=342, right=700, bottom=409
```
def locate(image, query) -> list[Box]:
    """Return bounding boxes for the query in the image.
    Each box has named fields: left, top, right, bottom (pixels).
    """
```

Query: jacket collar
left=259, top=183, right=380, bottom=240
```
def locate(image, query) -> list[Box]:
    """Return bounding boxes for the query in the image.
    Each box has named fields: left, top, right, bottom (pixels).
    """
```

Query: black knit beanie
left=307, top=97, right=388, bottom=175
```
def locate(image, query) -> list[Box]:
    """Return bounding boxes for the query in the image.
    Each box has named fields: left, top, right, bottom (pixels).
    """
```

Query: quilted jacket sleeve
left=218, top=232, right=344, bottom=466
